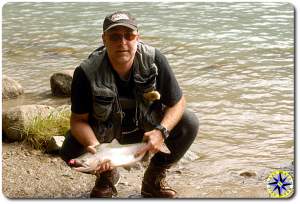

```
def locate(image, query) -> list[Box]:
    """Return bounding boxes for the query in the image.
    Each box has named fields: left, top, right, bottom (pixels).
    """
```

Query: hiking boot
left=90, top=168, right=120, bottom=198
left=141, top=162, right=177, bottom=198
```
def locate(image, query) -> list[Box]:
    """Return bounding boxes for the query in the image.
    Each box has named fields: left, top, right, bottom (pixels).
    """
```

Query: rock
left=46, top=136, right=65, bottom=153
left=240, top=171, right=257, bottom=177
left=277, top=161, right=294, bottom=172
left=2, top=75, right=24, bottom=99
left=2, top=105, right=54, bottom=141
left=50, top=70, right=74, bottom=97
left=275, top=161, right=294, bottom=177
left=174, top=170, right=183, bottom=175
left=119, top=181, right=129, bottom=186
left=179, top=150, right=200, bottom=164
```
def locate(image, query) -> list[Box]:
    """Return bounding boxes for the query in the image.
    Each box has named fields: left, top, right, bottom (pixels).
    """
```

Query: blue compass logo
left=267, top=170, right=294, bottom=198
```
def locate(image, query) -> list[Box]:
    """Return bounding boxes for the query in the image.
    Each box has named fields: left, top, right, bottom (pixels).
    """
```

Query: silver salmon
left=68, top=139, right=170, bottom=173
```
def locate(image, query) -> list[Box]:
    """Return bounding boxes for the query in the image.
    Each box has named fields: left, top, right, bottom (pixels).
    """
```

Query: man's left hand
left=135, top=129, right=164, bottom=157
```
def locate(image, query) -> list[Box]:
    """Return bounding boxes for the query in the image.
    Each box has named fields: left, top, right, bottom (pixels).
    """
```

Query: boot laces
left=156, top=170, right=170, bottom=189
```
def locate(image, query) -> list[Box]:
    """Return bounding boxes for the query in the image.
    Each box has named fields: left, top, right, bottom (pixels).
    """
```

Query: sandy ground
left=2, top=141, right=285, bottom=199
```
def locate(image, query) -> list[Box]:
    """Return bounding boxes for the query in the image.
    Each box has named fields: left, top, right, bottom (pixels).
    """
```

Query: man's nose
left=120, top=36, right=127, bottom=44
left=117, top=34, right=129, bottom=44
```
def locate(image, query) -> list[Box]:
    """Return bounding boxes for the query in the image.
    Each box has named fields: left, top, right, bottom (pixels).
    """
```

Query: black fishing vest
left=81, top=42, right=163, bottom=143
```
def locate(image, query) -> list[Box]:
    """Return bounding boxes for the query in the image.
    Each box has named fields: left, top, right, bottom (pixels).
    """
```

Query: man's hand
left=86, top=143, right=99, bottom=154
left=86, top=144, right=113, bottom=174
left=95, top=159, right=113, bottom=174
left=135, top=129, right=165, bottom=157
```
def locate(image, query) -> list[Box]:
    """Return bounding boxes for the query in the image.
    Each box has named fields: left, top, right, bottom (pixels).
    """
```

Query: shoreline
left=2, top=142, right=273, bottom=199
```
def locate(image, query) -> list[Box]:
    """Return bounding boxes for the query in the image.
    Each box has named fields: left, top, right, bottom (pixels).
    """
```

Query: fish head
left=68, top=154, right=101, bottom=173
left=72, top=158, right=100, bottom=173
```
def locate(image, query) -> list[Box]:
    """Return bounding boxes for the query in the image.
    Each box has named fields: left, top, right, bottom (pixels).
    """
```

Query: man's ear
left=136, top=32, right=140, bottom=42
left=102, top=33, right=106, bottom=46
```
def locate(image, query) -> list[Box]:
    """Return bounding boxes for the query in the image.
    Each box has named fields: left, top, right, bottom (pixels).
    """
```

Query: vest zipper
left=115, top=87, right=124, bottom=124
left=122, top=100, right=139, bottom=135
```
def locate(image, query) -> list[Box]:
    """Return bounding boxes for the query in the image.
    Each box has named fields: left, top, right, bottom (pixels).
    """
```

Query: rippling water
left=2, top=2, right=294, bottom=196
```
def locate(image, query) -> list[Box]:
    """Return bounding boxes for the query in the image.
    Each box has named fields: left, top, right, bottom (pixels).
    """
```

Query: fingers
left=134, top=143, right=151, bottom=158
left=86, top=145, right=97, bottom=154
left=142, top=131, right=150, bottom=142
left=95, top=159, right=113, bottom=174
left=86, top=142, right=100, bottom=154
left=140, top=130, right=165, bottom=155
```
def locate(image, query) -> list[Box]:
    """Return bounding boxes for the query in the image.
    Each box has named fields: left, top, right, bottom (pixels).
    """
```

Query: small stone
left=119, top=181, right=129, bottom=186
left=174, top=170, right=182, bottom=174
left=46, top=136, right=65, bottom=153
left=240, top=171, right=256, bottom=177
left=50, top=158, right=58, bottom=163
left=24, top=152, right=30, bottom=156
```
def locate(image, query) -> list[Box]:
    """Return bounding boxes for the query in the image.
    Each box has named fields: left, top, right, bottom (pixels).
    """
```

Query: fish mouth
left=69, top=160, right=93, bottom=174
left=68, top=159, right=84, bottom=168
left=68, top=159, right=76, bottom=166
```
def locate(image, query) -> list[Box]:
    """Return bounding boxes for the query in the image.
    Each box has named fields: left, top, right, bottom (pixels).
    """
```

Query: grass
left=23, top=108, right=70, bottom=150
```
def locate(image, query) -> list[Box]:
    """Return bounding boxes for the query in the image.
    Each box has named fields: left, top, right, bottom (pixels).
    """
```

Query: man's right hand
left=95, top=159, right=113, bottom=174
left=86, top=144, right=113, bottom=174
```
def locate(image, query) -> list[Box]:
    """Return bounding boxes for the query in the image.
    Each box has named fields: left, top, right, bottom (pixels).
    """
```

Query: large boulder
left=50, top=70, right=74, bottom=97
left=2, top=75, right=24, bottom=99
left=2, top=105, right=54, bottom=141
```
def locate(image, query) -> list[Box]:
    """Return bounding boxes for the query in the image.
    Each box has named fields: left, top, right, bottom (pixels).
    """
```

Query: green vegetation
left=23, top=109, right=70, bottom=150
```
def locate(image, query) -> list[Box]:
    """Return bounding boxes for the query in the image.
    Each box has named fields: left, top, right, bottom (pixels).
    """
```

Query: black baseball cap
left=103, top=11, right=138, bottom=32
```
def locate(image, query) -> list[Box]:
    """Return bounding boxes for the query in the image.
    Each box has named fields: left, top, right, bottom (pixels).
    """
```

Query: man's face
left=102, top=26, right=139, bottom=66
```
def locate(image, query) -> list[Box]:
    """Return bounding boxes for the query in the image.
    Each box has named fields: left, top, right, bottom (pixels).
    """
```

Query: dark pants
left=60, top=109, right=199, bottom=167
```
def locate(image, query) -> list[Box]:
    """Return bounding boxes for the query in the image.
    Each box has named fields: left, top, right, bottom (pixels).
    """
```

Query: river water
left=2, top=2, right=294, bottom=197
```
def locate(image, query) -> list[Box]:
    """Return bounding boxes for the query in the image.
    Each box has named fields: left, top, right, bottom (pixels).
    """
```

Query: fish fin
left=112, top=185, right=118, bottom=196
left=74, top=167, right=90, bottom=173
left=159, top=143, right=171, bottom=154
left=123, top=163, right=143, bottom=171
left=123, top=166, right=132, bottom=171
left=110, top=139, right=120, bottom=145
left=141, top=151, right=151, bottom=162
left=132, top=162, right=143, bottom=170
left=75, top=170, right=92, bottom=175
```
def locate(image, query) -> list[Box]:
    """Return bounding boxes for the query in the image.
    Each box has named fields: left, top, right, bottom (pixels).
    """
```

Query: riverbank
left=2, top=141, right=274, bottom=199
left=2, top=3, right=294, bottom=200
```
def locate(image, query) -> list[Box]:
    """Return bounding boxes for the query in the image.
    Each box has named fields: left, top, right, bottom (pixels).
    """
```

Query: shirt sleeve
left=155, top=49, right=182, bottom=107
left=71, top=66, right=92, bottom=114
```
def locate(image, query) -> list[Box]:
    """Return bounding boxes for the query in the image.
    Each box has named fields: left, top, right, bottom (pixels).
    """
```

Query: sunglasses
left=107, top=32, right=138, bottom=42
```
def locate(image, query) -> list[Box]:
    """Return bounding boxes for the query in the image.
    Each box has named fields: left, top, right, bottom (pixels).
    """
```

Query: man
left=60, top=11, right=199, bottom=198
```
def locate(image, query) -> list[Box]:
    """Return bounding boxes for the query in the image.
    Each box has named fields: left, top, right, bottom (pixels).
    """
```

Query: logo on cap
left=103, top=11, right=137, bottom=32
left=111, top=13, right=129, bottom=22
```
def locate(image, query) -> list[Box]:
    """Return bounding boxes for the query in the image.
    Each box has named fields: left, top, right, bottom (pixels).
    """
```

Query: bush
left=23, top=109, right=70, bottom=150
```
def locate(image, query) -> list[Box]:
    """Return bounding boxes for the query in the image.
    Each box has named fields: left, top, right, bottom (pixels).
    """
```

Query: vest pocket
left=92, top=122, right=115, bottom=143
left=93, top=95, right=114, bottom=121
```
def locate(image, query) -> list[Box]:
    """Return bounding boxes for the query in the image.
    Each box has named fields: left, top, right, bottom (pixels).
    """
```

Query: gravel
left=2, top=141, right=272, bottom=199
